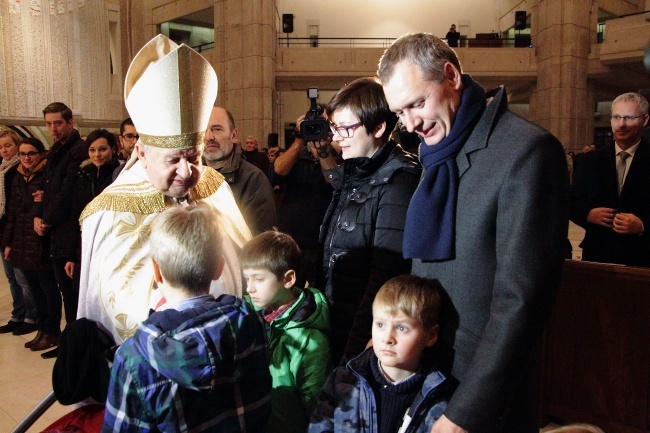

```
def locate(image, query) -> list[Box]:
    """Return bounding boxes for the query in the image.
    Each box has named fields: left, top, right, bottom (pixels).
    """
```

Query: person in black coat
left=317, top=77, right=422, bottom=364
left=0, top=130, right=38, bottom=336
left=3, top=138, right=60, bottom=350
left=64, top=129, right=120, bottom=283
left=571, top=92, right=650, bottom=267
left=34, top=103, right=87, bottom=357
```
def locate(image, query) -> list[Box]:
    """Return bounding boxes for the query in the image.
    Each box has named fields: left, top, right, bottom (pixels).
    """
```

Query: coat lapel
left=620, top=138, right=650, bottom=200
left=456, top=86, right=506, bottom=178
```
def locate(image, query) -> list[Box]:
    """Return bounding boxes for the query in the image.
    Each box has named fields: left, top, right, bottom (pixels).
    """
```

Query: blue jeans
left=20, top=269, right=59, bottom=334
left=2, top=256, right=37, bottom=323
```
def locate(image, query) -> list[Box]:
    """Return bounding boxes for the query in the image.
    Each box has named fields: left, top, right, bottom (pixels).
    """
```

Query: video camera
left=300, top=87, right=330, bottom=141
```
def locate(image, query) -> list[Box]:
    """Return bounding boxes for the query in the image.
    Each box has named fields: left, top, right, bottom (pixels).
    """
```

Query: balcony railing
left=278, top=35, right=533, bottom=48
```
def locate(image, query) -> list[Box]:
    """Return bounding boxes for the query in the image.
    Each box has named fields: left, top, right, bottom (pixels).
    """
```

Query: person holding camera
left=446, top=24, right=461, bottom=47
left=271, top=106, right=339, bottom=288
left=316, top=77, right=422, bottom=364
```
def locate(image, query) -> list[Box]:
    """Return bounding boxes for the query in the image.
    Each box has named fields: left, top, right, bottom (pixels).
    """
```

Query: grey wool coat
left=412, top=85, right=570, bottom=433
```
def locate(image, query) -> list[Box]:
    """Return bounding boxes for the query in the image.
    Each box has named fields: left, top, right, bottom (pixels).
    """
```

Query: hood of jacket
left=129, top=295, right=258, bottom=392
left=328, top=140, right=421, bottom=190
left=272, top=287, right=330, bottom=333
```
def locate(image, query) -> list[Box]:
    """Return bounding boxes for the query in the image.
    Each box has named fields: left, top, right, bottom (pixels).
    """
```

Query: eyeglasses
left=18, top=151, right=40, bottom=158
left=610, top=115, right=646, bottom=123
left=121, top=134, right=139, bottom=141
left=329, top=121, right=363, bottom=138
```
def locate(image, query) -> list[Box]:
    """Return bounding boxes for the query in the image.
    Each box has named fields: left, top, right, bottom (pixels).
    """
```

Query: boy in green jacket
left=240, top=230, right=331, bottom=433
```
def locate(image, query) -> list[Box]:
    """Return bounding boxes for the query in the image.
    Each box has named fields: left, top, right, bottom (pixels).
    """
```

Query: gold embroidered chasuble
left=77, top=161, right=251, bottom=342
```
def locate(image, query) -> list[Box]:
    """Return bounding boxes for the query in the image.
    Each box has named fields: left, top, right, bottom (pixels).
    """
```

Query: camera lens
left=306, top=125, right=322, bottom=135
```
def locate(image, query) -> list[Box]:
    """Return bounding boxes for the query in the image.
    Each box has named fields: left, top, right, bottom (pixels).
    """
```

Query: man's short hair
left=325, top=76, right=397, bottom=141
left=149, top=204, right=222, bottom=294
left=119, top=118, right=134, bottom=135
left=239, top=231, right=301, bottom=282
left=373, top=275, right=443, bottom=333
left=0, top=130, right=21, bottom=146
left=42, top=102, right=73, bottom=122
left=378, top=32, right=463, bottom=85
left=613, top=92, right=649, bottom=115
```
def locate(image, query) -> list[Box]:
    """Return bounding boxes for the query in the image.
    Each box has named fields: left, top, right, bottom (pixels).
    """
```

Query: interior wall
left=276, top=0, right=499, bottom=40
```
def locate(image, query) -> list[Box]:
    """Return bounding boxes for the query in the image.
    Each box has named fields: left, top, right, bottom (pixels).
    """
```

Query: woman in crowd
left=64, top=129, right=120, bottom=281
left=3, top=137, right=58, bottom=351
left=0, top=131, right=38, bottom=336
left=317, top=77, right=422, bottom=363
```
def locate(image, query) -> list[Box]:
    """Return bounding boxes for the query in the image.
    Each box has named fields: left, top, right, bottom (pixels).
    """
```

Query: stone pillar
left=529, top=0, right=594, bottom=153
left=214, top=0, right=275, bottom=148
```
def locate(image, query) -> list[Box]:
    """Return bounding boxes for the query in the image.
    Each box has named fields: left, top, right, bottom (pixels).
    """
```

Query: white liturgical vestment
left=77, top=160, right=251, bottom=342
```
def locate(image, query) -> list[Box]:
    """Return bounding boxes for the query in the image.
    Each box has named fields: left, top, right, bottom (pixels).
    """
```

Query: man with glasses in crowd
left=112, top=117, right=138, bottom=180
left=571, top=91, right=650, bottom=267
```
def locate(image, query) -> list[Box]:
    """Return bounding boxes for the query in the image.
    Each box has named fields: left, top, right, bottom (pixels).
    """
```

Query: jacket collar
left=49, top=130, right=82, bottom=157
left=456, top=86, right=507, bottom=178
left=210, top=146, right=242, bottom=175
left=329, top=140, right=418, bottom=189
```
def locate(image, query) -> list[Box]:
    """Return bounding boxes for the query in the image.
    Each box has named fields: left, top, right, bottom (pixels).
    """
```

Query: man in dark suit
left=379, top=33, right=569, bottom=433
left=571, top=92, right=650, bottom=267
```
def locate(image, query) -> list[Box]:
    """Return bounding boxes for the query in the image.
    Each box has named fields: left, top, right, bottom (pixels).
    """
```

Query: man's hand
left=586, top=207, right=617, bottom=228
left=431, top=415, right=468, bottom=433
left=613, top=212, right=644, bottom=235
left=4, top=246, right=10, bottom=260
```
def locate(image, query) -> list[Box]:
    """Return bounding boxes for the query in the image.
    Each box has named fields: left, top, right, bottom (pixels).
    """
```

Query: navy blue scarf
left=403, top=75, right=486, bottom=260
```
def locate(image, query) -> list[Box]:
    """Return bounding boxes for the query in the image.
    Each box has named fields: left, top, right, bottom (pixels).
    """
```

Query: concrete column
left=214, top=0, right=275, bottom=148
left=529, top=0, right=593, bottom=153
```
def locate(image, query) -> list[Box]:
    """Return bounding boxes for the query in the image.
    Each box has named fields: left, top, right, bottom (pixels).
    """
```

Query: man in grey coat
left=379, top=33, right=569, bottom=433
left=203, top=107, right=276, bottom=235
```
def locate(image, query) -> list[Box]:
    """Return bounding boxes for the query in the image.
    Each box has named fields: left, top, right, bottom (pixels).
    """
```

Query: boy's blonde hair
left=373, top=275, right=443, bottom=333
left=149, top=204, right=222, bottom=294
left=239, top=230, right=301, bottom=281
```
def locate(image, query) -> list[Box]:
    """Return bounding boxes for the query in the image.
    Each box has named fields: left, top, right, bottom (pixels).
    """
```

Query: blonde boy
left=103, top=205, right=271, bottom=432
left=240, top=230, right=331, bottom=433
left=309, top=275, right=453, bottom=433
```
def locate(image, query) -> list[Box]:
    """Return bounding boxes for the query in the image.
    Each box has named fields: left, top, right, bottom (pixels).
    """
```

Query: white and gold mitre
left=124, top=34, right=218, bottom=149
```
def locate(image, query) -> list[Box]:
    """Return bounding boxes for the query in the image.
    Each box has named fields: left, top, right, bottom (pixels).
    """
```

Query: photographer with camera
left=316, top=77, right=422, bottom=364
left=272, top=93, right=340, bottom=288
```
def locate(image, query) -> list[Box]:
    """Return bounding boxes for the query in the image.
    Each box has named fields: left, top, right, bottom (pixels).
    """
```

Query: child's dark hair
left=373, top=275, right=443, bottom=333
left=239, top=231, right=301, bottom=282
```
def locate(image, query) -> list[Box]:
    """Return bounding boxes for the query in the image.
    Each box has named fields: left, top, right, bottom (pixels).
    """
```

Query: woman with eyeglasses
left=0, top=131, right=40, bottom=338
left=2, top=137, right=61, bottom=351
left=317, top=77, right=422, bottom=364
left=64, top=129, right=120, bottom=284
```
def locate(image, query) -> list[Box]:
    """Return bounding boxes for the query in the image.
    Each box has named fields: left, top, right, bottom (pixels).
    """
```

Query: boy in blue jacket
left=102, top=205, right=271, bottom=432
left=240, top=231, right=331, bottom=433
left=309, top=274, right=453, bottom=433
